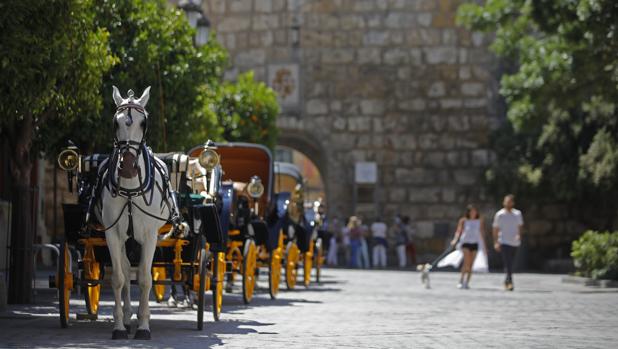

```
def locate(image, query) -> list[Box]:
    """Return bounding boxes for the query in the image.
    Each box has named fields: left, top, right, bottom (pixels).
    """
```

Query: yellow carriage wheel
left=84, top=263, right=101, bottom=315
left=303, top=252, right=313, bottom=288
left=285, top=241, right=299, bottom=290
left=212, top=251, right=225, bottom=321
left=268, top=249, right=282, bottom=299
left=242, top=240, right=257, bottom=304
left=152, top=267, right=167, bottom=303
left=58, top=241, right=73, bottom=328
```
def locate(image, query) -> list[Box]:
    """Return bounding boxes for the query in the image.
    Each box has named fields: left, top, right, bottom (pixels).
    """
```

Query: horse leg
left=106, top=233, right=129, bottom=339
left=134, top=234, right=157, bottom=340
left=121, top=245, right=133, bottom=332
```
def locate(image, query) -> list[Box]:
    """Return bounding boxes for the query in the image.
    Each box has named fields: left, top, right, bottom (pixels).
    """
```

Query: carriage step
left=76, top=313, right=98, bottom=321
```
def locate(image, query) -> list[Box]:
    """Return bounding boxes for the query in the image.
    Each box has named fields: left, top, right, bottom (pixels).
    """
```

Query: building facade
left=201, top=0, right=503, bottom=249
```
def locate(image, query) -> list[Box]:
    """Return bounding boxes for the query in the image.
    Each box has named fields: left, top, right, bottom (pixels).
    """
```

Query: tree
left=458, top=0, right=618, bottom=228
left=90, top=0, right=227, bottom=153
left=214, top=71, right=280, bottom=150
left=0, top=0, right=116, bottom=303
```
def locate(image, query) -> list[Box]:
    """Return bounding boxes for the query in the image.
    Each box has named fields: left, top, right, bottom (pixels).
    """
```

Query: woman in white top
left=451, top=205, right=486, bottom=289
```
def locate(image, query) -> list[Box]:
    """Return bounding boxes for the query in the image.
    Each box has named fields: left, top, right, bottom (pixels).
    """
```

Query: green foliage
left=214, top=71, right=280, bottom=150
left=0, top=0, right=116, bottom=156
left=90, top=0, right=228, bottom=153
left=571, top=231, right=618, bottom=280
left=458, top=1, right=618, bottom=209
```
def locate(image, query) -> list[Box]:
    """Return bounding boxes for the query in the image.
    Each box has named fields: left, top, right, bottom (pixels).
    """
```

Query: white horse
left=97, top=86, right=180, bottom=340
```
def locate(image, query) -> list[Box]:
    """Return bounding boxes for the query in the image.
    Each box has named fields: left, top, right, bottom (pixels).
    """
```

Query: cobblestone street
left=1, top=269, right=617, bottom=348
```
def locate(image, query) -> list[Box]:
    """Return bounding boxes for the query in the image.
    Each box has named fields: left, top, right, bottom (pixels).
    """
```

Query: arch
left=276, top=130, right=330, bottom=211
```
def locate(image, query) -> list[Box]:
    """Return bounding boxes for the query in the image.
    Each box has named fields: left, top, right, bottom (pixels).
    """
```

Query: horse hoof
left=112, top=330, right=128, bottom=340
left=124, top=324, right=131, bottom=334
left=134, top=329, right=151, bottom=340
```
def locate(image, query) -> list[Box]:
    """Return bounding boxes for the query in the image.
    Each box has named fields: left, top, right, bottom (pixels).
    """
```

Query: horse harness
left=83, top=102, right=181, bottom=237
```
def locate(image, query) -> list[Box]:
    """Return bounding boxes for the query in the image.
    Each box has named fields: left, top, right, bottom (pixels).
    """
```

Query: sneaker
left=457, top=282, right=464, bottom=289
left=507, top=282, right=514, bottom=291
left=167, top=295, right=177, bottom=308
left=463, top=282, right=470, bottom=290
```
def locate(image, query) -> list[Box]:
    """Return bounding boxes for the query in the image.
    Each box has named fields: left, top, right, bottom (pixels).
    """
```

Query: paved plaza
left=0, top=269, right=617, bottom=348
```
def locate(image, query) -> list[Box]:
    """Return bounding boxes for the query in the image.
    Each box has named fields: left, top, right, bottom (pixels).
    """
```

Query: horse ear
left=112, top=85, right=123, bottom=107
left=137, top=86, right=151, bottom=107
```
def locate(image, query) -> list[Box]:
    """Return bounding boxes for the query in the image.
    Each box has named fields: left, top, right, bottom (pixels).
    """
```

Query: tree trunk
left=8, top=113, right=35, bottom=304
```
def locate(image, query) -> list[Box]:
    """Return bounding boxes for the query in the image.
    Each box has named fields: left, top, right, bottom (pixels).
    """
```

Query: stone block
left=366, top=14, right=382, bottom=28
left=399, top=98, right=426, bottom=111
left=363, top=31, right=389, bottom=46
left=428, top=82, right=446, bottom=97
left=341, top=15, right=365, bottom=30
left=529, top=220, right=553, bottom=235
left=440, top=98, right=463, bottom=109
left=423, top=47, right=458, bottom=64
left=229, top=0, right=253, bottom=13
left=425, top=152, right=445, bottom=167
left=416, top=134, right=438, bottom=150
left=353, top=0, right=374, bottom=12
left=333, top=117, right=346, bottom=131
left=219, top=17, right=252, bottom=32
left=416, top=221, right=435, bottom=238
left=389, top=188, right=407, bottom=203
left=252, top=14, right=279, bottom=30
left=459, top=66, right=472, bottom=80
left=383, top=48, right=409, bottom=65
left=454, top=169, right=477, bottom=185
left=461, top=82, right=485, bottom=96
left=442, top=187, right=456, bottom=203
left=322, top=49, right=355, bottom=64
left=306, top=99, right=328, bottom=115
left=471, top=149, right=489, bottom=166
left=442, top=29, right=457, bottom=45
left=358, top=48, right=381, bottom=64
left=234, top=49, right=266, bottom=66
left=409, top=188, right=441, bottom=203
left=409, top=49, right=423, bottom=65
left=254, top=0, right=272, bottom=12
left=385, top=13, right=416, bottom=28
left=348, top=117, right=372, bottom=132
left=417, top=13, right=433, bottom=27
left=360, top=100, right=385, bottom=115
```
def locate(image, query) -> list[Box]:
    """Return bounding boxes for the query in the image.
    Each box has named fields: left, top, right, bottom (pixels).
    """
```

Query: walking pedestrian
left=340, top=217, right=351, bottom=266
left=393, top=215, right=409, bottom=268
left=451, top=205, right=486, bottom=289
left=326, top=217, right=340, bottom=266
left=359, top=221, right=370, bottom=268
left=492, top=194, right=524, bottom=291
left=370, top=217, right=388, bottom=268
left=347, top=216, right=362, bottom=268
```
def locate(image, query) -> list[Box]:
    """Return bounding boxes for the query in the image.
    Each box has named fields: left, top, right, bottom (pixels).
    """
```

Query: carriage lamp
left=196, top=16, right=210, bottom=46
left=198, top=148, right=220, bottom=170
left=247, top=176, right=264, bottom=214
left=247, top=176, right=264, bottom=199
left=57, top=147, right=79, bottom=172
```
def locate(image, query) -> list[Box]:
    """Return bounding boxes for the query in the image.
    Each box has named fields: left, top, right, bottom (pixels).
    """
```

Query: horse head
left=111, top=86, right=150, bottom=178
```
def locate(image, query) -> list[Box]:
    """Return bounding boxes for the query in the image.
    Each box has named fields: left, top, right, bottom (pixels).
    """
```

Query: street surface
left=0, top=269, right=617, bottom=348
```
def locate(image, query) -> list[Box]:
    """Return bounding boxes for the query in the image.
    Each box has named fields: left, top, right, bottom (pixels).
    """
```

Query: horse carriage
left=50, top=87, right=226, bottom=339
left=188, top=143, right=284, bottom=304
left=273, top=162, right=323, bottom=288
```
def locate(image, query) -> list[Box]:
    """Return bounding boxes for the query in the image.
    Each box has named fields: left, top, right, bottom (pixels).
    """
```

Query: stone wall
left=203, top=0, right=500, bottom=245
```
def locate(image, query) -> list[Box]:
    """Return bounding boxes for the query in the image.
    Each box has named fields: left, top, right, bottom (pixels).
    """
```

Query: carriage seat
left=82, top=154, right=109, bottom=174
left=154, top=153, right=189, bottom=192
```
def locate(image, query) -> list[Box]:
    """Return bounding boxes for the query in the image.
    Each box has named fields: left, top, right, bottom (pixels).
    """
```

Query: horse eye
left=114, top=120, right=119, bottom=130
left=140, top=120, right=146, bottom=129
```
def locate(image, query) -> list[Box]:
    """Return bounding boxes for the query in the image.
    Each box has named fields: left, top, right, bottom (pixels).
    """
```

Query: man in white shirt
left=492, top=194, right=524, bottom=291
left=370, top=218, right=388, bottom=268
